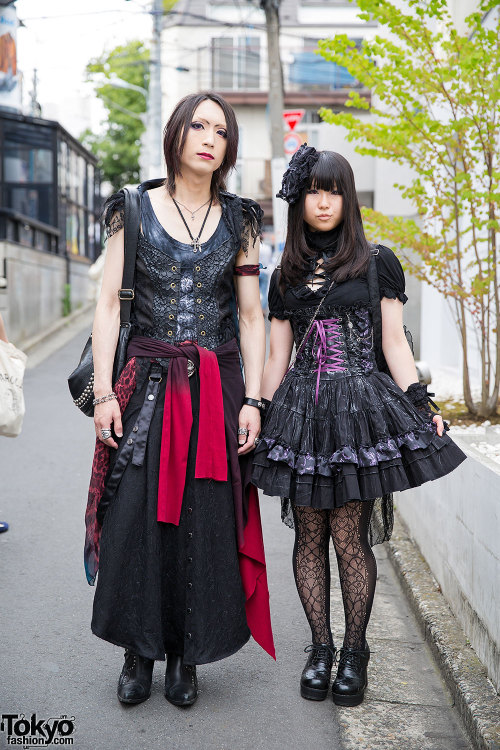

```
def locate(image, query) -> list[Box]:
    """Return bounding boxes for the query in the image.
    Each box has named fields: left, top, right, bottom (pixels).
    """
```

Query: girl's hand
left=94, top=399, right=123, bottom=449
left=433, top=414, right=444, bottom=437
left=237, top=404, right=261, bottom=455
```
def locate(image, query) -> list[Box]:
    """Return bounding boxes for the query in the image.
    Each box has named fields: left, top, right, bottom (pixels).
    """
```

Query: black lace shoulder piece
left=241, top=197, right=263, bottom=256
left=102, top=189, right=126, bottom=239
left=220, top=192, right=263, bottom=257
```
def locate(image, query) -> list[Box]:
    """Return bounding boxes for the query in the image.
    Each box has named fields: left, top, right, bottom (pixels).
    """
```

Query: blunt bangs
left=280, top=149, right=371, bottom=290
left=309, top=151, right=345, bottom=194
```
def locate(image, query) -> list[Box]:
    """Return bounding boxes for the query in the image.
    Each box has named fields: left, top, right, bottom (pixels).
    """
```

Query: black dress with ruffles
left=252, top=245, right=466, bottom=535
left=90, top=182, right=263, bottom=665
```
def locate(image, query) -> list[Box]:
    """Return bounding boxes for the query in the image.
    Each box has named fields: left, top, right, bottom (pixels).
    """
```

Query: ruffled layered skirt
left=252, top=369, right=466, bottom=522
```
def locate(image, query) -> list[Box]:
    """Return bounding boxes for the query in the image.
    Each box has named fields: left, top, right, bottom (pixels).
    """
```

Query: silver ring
left=237, top=427, right=249, bottom=436
left=100, top=428, right=112, bottom=440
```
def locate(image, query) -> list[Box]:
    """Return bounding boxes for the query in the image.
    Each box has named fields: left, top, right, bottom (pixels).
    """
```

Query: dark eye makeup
left=307, top=188, right=342, bottom=195
left=190, top=121, right=227, bottom=138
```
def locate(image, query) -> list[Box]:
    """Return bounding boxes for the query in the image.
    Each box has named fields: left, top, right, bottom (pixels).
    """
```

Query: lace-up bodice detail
left=302, top=318, right=347, bottom=402
left=291, top=305, right=375, bottom=380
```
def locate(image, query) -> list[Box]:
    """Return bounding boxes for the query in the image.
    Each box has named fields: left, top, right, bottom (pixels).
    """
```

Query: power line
left=19, top=7, right=359, bottom=42
left=20, top=9, right=146, bottom=21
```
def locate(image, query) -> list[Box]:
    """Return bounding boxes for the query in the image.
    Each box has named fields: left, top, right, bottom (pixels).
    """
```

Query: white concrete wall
left=420, top=282, right=463, bottom=375
left=395, top=439, right=500, bottom=692
left=0, top=241, right=91, bottom=347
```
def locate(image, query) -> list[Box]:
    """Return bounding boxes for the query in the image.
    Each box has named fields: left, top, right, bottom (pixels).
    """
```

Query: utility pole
left=30, top=68, right=41, bottom=117
left=147, top=0, right=164, bottom=179
left=260, top=0, right=286, bottom=252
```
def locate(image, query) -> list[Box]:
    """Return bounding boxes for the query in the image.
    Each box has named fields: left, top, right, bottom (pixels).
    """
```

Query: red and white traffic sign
left=283, top=109, right=305, bottom=131
left=284, top=131, right=302, bottom=156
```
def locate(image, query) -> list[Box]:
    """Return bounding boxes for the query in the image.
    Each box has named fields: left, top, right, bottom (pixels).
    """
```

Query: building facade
left=160, top=0, right=390, bottom=222
left=0, top=109, right=102, bottom=346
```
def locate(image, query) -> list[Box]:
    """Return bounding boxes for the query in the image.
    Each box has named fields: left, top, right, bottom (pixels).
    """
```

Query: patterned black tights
left=292, top=501, right=376, bottom=650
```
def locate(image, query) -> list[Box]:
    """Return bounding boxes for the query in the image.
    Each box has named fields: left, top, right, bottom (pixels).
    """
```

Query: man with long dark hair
left=85, top=92, right=275, bottom=708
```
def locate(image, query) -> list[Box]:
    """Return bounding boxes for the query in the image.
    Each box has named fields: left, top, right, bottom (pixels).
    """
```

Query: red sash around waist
left=127, top=336, right=234, bottom=525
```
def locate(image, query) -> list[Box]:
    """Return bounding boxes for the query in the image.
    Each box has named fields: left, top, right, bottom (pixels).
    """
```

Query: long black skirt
left=91, top=365, right=250, bottom=664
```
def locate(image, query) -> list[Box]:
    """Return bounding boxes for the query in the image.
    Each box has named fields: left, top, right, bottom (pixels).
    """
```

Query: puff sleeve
left=375, top=245, right=408, bottom=304
left=268, top=268, right=287, bottom=321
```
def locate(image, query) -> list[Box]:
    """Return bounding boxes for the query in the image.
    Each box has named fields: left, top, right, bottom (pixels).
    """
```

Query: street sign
left=284, top=131, right=302, bottom=156
left=283, top=109, right=305, bottom=131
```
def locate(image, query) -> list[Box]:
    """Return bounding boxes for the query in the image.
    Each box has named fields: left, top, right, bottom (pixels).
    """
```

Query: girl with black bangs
left=86, top=92, right=275, bottom=709
left=252, top=146, right=466, bottom=707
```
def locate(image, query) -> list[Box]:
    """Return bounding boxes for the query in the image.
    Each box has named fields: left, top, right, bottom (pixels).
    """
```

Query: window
left=288, top=38, right=362, bottom=91
left=212, top=37, right=261, bottom=89
left=212, top=38, right=233, bottom=89
left=302, top=110, right=322, bottom=124
left=4, top=142, right=53, bottom=183
left=87, top=164, right=94, bottom=211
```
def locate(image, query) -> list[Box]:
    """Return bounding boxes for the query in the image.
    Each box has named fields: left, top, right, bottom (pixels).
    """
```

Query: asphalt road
left=0, top=329, right=471, bottom=750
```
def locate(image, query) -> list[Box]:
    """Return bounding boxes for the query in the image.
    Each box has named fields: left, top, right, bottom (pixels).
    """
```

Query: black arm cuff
left=405, top=382, right=440, bottom=420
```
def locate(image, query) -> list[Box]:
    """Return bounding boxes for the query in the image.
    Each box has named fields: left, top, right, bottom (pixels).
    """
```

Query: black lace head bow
left=276, top=144, right=320, bottom=204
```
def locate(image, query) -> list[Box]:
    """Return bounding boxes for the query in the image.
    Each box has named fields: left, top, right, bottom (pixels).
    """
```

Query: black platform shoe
left=164, top=653, right=198, bottom=707
left=331, top=643, right=370, bottom=707
left=117, top=650, right=154, bottom=705
left=300, top=643, right=336, bottom=701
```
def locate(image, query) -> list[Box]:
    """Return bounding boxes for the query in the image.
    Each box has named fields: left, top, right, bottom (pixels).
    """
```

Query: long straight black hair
left=163, top=92, right=239, bottom=201
left=280, top=151, right=371, bottom=290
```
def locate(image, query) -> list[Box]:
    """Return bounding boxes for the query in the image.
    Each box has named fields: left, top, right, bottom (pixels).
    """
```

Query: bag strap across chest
left=366, top=246, right=386, bottom=372
left=118, top=186, right=141, bottom=325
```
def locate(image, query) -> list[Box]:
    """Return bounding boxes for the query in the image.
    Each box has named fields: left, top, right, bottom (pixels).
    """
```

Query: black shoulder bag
left=366, top=245, right=414, bottom=377
left=68, top=186, right=141, bottom=417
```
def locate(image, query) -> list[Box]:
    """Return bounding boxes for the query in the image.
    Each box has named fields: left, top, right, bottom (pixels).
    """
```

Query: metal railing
left=0, top=208, right=60, bottom=254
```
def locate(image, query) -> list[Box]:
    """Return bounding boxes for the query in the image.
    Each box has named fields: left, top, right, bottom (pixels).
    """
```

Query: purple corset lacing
left=302, top=318, right=346, bottom=402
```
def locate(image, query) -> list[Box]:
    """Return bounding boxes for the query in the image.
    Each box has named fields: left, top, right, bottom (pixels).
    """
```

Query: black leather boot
left=331, top=643, right=370, bottom=707
left=117, top=650, right=154, bottom=705
left=300, top=643, right=336, bottom=701
left=164, top=653, right=198, bottom=707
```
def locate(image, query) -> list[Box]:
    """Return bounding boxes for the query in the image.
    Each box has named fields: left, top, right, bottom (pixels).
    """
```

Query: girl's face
left=303, top=186, right=344, bottom=232
left=181, top=99, right=228, bottom=176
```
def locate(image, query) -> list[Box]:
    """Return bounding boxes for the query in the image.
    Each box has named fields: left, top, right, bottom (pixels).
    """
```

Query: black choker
left=304, top=224, right=342, bottom=258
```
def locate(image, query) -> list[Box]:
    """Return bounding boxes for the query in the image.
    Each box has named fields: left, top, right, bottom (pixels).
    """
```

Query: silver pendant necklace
left=172, top=197, right=213, bottom=253
left=173, top=197, right=211, bottom=221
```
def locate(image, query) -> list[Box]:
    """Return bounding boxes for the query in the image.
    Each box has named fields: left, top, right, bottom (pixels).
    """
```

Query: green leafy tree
left=318, top=0, right=500, bottom=417
left=81, top=40, right=149, bottom=191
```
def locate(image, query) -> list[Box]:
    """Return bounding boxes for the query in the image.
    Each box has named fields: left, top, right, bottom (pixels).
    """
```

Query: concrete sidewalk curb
left=387, top=510, right=500, bottom=750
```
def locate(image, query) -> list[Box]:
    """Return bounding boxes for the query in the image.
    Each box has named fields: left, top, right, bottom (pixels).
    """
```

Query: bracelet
left=261, top=397, right=271, bottom=412
left=243, top=397, right=264, bottom=411
left=93, top=392, right=117, bottom=406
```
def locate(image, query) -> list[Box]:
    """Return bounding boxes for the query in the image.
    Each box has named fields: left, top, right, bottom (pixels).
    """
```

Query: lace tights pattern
left=292, top=500, right=376, bottom=650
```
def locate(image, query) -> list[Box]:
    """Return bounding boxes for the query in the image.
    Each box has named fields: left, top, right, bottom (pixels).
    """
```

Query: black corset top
left=289, top=304, right=377, bottom=378
left=131, top=192, right=238, bottom=348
